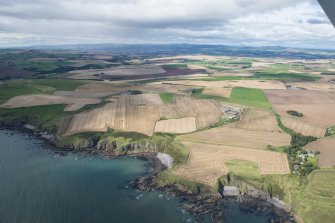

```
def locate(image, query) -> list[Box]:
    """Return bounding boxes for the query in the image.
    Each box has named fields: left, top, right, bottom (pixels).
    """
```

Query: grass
left=205, top=65, right=229, bottom=71
left=0, top=82, right=55, bottom=104
left=228, top=87, right=272, bottom=110
left=190, top=87, right=271, bottom=110
left=159, top=93, right=174, bottom=104
left=158, top=171, right=211, bottom=193
left=225, top=160, right=263, bottom=187
left=0, top=79, right=87, bottom=104
left=299, top=169, right=335, bottom=223
left=326, top=125, right=335, bottom=136
left=30, top=79, right=88, bottom=91
left=253, top=72, right=320, bottom=81
left=0, top=104, right=66, bottom=132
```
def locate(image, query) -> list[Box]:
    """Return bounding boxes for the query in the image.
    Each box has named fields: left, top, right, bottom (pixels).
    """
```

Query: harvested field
left=68, top=65, right=166, bottom=80
left=274, top=104, right=335, bottom=127
left=64, top=96, right=160, bottom=136
left=265, top=90, right=335, bottom=126
left=226, top=80, right=286, bottom=90
left=0, top=94, right=101, bottom=112
left=154, top=117, right=196, bottom=134
left=211, top=71, right=253, bottom=77
left=163, top=80, right=230, bottom=88
left=173, top=141, right=290, bottom=186
left=159, top=96, right=221, bottom=129
left=286, top=82, right=335, bottom=91
left=143, top=82, right=195, bottom=95
left=53, top=91, right=113, bottom=99
left=281, top=116, right=326, bottom=138
left=202, top=87, right=232, bottom=98
left=306, top=136, right=335, bottom=167
left=231, top=109, right=283, bottom=132
left=130, top=94, right=162, bottom=106
left=179, top=126, right=291, bottom=149
left=102, top=65, right=166, bottom=76
left=265, top=90, right=335, bottom=105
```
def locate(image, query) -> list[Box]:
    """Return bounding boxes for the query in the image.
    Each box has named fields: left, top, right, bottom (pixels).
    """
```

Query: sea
left=0, top=129, right=282, bottom=223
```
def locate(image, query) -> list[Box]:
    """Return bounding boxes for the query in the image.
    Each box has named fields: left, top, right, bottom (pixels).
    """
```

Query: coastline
left=0, top=125, right=295, bottom=223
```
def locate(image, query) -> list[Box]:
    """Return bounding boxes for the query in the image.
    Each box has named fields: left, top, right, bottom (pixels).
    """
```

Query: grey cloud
left=0, top=0, right=333, bottom=48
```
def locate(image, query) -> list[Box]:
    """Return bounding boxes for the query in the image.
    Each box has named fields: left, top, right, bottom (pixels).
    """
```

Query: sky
left=0, top=0, right=334, bottom=49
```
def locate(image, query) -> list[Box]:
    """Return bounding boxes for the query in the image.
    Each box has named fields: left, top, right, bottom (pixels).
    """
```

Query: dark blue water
left=0, top=130, right=280, bottom=223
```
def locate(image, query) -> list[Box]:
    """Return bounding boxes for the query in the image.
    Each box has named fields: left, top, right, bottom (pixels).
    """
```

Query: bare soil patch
left=306, top=136, right=335, bottom=167
left=173, top=141, right=290, bottom=186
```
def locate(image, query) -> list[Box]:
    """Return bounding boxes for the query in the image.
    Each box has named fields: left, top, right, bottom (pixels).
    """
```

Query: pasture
left=228, top=87, right=272, bottom=110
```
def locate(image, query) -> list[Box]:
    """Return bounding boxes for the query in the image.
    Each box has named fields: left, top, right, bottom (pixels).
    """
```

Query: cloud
left=0, top=0, right=334, bottom=48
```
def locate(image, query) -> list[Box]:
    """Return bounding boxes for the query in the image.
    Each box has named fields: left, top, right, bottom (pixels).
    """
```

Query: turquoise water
left=0, top=130, right=282, bottom=223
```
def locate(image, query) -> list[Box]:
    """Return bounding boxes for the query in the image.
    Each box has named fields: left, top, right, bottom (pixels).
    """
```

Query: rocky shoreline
left=1, top=125, right=296, bottom=223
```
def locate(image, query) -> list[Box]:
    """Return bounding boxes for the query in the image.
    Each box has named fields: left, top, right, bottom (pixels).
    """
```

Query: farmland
left=265, top=90, right=335, bottom=126
left=227, top=87, right=272, bottom=110
left=154, top=117, right=197, bottom=134
left=179, top=126, right=290, bottom=149
left=305, top=136, right=335, bottom=167
left=1, top=48, right=335, bottom=223
left=0, top=94, right=101, bottom=112
left=158, top=95, right=222, bottom=129
left=172, top=141, right=290, bottom=186
left=64, top=96, right=160, bottom=136
left=230, top=109, right=283, bottom=132
left=202, top=87, right=232, bottom=97
left=281, top=116, right=326, bottom=138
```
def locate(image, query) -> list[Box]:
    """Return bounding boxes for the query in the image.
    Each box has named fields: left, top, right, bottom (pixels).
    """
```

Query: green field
left=0, top=104, right=66, bottom=132
left=300, top=169, right=335, bottom=223
left=227, top=87, right=272, bottom=110
left=159, top=93, right=174, bottom=103
left=0, top=82, right=55, bottom=104
left=253, top=72, right=319, bottom=81
left=0, top=79, right=87, bottom=104
left=225, top=160, right=263, bottom=186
